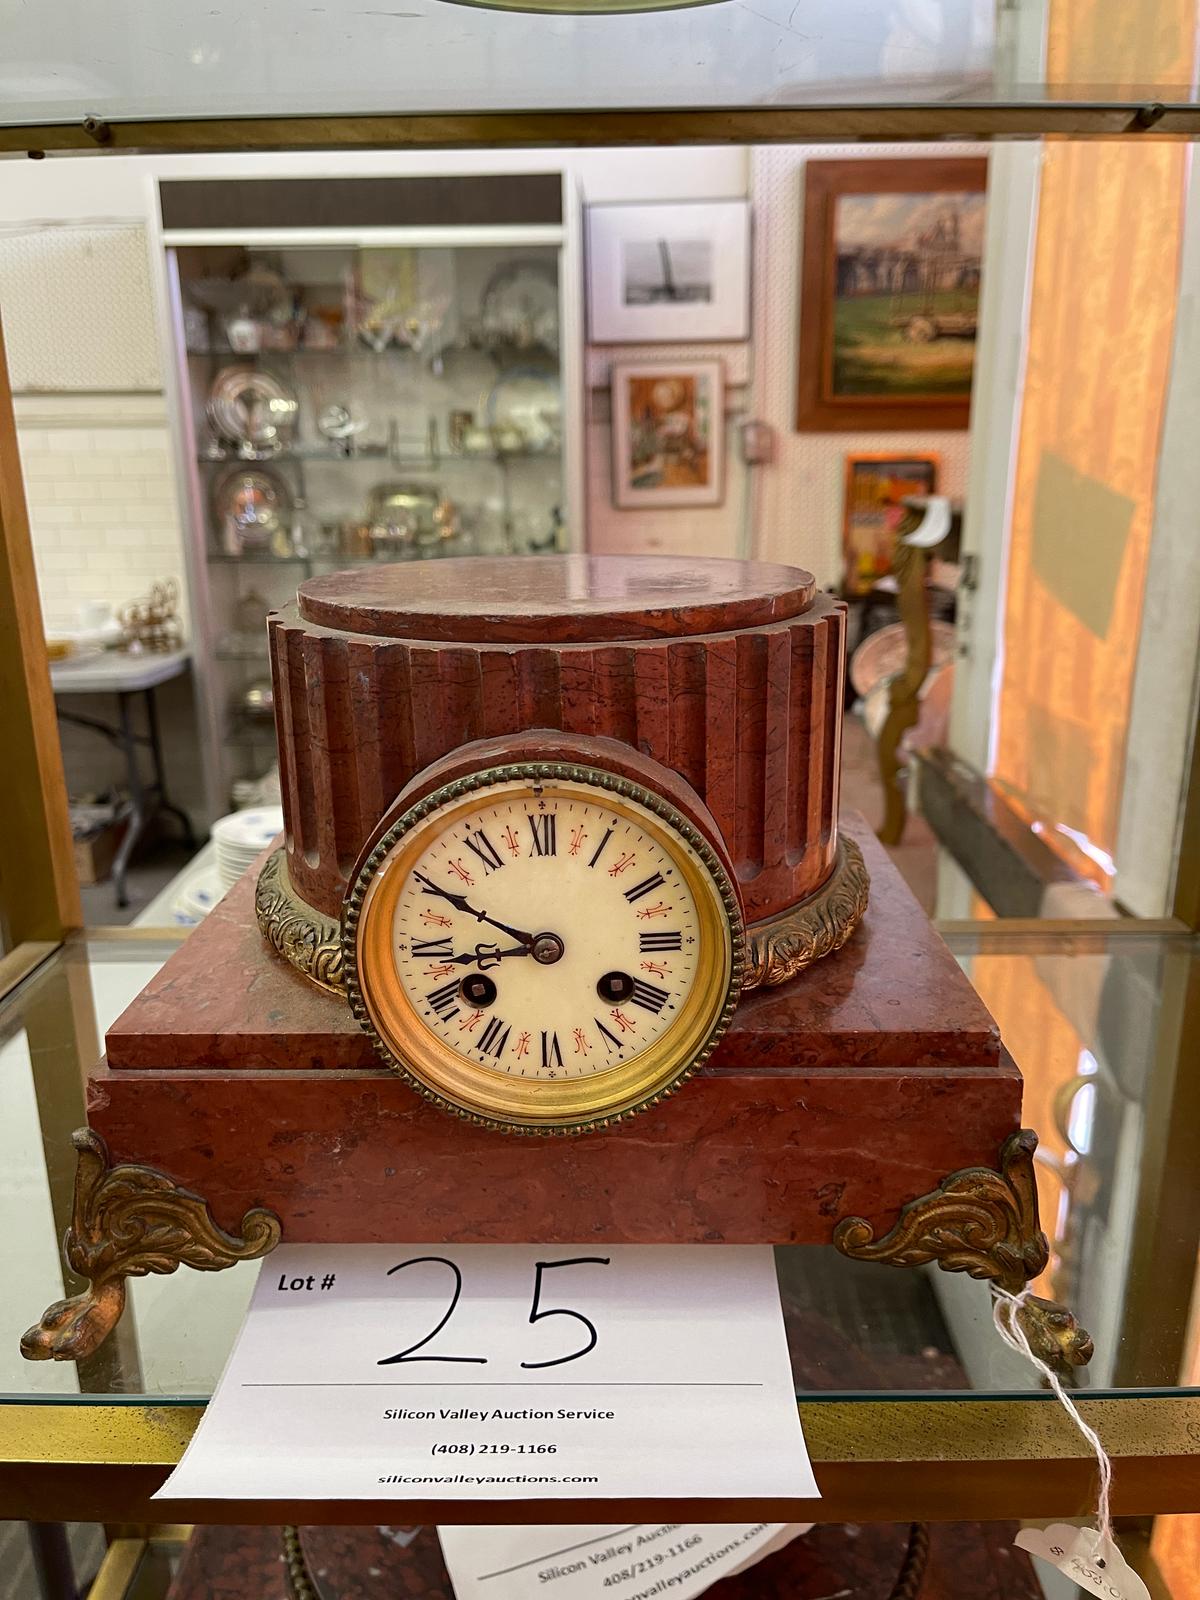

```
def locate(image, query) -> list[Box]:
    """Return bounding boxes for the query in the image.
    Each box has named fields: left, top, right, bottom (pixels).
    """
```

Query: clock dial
left=346, top=765, right=742, bottom=1132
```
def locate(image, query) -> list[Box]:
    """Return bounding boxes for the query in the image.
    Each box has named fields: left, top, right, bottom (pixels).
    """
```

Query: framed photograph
left=842, top=453, right=940, bottom=596
left=611, top=361, right=725, bottom=509
left=587, top=201, right=750, bottom=343
left=796, top=158, right=987, bottom=431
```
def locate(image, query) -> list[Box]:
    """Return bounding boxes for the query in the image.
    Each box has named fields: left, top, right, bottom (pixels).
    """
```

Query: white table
left=50, top=648, right=196, bottom=907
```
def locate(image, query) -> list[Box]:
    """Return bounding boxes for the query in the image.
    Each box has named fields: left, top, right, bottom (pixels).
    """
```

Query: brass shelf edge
left=5, top=104, right=1200, bottom=156
left=5, top=1395, right=1200, bottom=1466
left=4, top=1397, right=1200, bottom=1523
left=0, top=939, right=59, bottom=1003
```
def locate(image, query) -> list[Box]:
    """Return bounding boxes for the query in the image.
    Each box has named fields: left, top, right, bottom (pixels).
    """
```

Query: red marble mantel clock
left=21, top=556, right=1091, bottom=1372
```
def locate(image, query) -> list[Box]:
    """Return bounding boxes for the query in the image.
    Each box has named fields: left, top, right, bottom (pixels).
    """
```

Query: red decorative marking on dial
left=568, top=826, right=586, bottom=857
left=610, top=1009, right=637, bottom=1033
left=457, top=1009, right=484, bottom=1033
left=515, top=1031, right=532, bottom=1058
left=447, top=859, right=474, bottom=885
left=424, top=962, right=456, bottom=979
left=572, top=1027, right=591, bottom=1055
left=420, top=910, right=452, bottom=929
left=608, top=852, right=636, bottom=877
left=640, top=960, right=669, bottom=979
left=636, top=901, right=671, bottom=920
left=502, top=824, right=521, bottom=856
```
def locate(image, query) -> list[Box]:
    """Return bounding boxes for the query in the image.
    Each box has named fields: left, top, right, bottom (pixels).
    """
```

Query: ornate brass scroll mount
left=833, top=1129, right=1094, bottom=1372
left=255, top=847, right=345, bottom=996
left=21, top=1128, right=282, bottom=1363
left=743, top=833, right=870, bottom=989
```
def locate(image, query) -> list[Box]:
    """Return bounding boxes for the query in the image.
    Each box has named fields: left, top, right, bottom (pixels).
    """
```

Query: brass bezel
left=343, top=761, right=744, bottom=1135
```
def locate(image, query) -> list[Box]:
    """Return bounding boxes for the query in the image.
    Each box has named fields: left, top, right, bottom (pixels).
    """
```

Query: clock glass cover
left=345, top=764, right=743, bottom=1132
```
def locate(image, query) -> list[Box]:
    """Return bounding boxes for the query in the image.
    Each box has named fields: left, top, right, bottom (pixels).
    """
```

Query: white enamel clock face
left=346, top=767, right=743, bottom=1132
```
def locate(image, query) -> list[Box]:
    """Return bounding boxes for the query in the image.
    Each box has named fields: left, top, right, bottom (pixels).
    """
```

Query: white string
left=992, top=1287, right=1113, bottom=1555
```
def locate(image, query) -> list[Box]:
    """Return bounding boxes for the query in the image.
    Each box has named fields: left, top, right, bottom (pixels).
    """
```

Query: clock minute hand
left=414, top=872, right=536, bottom=947
left=450, top=943, right=530, bottom=966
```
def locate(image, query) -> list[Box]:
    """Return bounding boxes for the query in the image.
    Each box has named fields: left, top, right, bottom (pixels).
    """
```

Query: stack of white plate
left=172, top=866, right=226, bottom=926
left=212, top=805, right=285, bottom=890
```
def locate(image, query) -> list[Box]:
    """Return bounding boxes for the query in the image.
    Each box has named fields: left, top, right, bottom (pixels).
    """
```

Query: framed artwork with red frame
left=842, top=452, right=940, bottom=596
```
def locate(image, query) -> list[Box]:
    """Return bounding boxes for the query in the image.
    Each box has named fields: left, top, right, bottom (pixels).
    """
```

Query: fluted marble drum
left=256, top=554, right=868, bottom=995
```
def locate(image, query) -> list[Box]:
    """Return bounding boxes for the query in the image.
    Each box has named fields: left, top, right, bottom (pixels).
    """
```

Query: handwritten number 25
left=377, top=1255, right=611, bottom=1367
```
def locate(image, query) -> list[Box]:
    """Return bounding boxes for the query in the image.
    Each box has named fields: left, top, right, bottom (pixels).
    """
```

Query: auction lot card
left=155, top=1244, right=818, bottom=1502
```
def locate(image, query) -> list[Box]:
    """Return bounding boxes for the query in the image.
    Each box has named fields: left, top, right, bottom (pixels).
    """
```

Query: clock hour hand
left=413, top=871, right=535, bottom=947
left=450, top=943, right=530, bottom=968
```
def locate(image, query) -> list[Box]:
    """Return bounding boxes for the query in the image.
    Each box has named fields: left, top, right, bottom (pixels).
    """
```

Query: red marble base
left=91, top=815, right=1018, bottom=1246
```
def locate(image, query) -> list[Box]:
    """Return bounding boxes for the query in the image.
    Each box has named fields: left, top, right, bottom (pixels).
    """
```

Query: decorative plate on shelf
left=485, top=368, right=561, bottom=453
left=207, top=366, right=299, bottom=451
left=478, top=259, right=559, bottom=352
left=212, top=466, right=290, bottom=549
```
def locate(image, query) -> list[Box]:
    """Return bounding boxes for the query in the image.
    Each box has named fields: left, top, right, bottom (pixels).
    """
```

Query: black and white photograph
left=622, top=237, right=713, bottom=306
left=587, top=200, right=750, bottom=342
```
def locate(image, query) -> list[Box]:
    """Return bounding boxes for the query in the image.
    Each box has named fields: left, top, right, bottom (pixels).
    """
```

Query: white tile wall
left=15, top=395, right=189, bottom=637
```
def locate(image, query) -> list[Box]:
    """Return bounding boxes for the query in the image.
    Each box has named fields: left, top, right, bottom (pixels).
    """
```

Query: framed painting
left=610, top=360, right=724, bottom=509
left=796, top=158, right=987, bottom=432
left=587, top=201, right=750, bottom=343
left=842, top=453, right=939, bottom=596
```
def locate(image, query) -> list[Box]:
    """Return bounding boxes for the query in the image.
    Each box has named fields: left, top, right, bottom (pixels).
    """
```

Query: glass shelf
left=188, top=344, right=553, bottom=363
left=214, top=640, right=272, bottom=662
left=199, top=448, right=557, bottom=467
left=206, top=549, right=471, bottom=567
left=2, top=923, right=1196, bottom=1405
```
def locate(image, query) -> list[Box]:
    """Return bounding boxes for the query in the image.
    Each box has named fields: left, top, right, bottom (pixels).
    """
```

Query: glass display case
left=160, top=176, right=579, bottom=811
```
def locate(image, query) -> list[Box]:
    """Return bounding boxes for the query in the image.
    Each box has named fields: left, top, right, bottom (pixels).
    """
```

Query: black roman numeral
left=541, top=1030, right=563, bottom=1071
left=463, top=830, right=504, bottom=873
left=595, top=1017, right=624, bottom=1053
left=624, top=872, right=666, bottom=903
left=412, top=936, right=453, bottom=959
left=426, top=980, right=461, bottom=1020
left=479, top=1017, right=511, bottom=1057
left=527, top=813, right=557, bottom=857
left=639, top=931, right=682, bottom=952
left=588, top=826, right=615, bottom=869
left=630, top=979, right=670, bottom=1014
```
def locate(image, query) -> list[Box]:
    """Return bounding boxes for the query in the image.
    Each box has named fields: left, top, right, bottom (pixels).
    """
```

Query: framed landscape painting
left=610, top=360, right=724, bottom=509
left=796, top=158, right=987, bottom=431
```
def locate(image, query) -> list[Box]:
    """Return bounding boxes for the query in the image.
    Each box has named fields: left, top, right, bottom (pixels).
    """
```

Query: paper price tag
left=1015, top=1525, right=1152, bottom=1600
left=155, top=1243, right=818, bottom=1502
left=438, top=1522, right=813, bottom=1600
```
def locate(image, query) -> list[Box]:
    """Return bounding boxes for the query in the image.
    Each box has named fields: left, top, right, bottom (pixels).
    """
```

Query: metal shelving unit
left=156, top=175, right=584, bottom=817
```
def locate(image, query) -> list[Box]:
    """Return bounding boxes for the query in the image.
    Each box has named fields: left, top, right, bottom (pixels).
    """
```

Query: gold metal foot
left=833, top=1129, right=1094, bottom=1371
left=743, top=834, right=870, bottom=989
left=21, top=1128, right=282, bottom=1363
left=255, top=847, right=345, bottom=995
